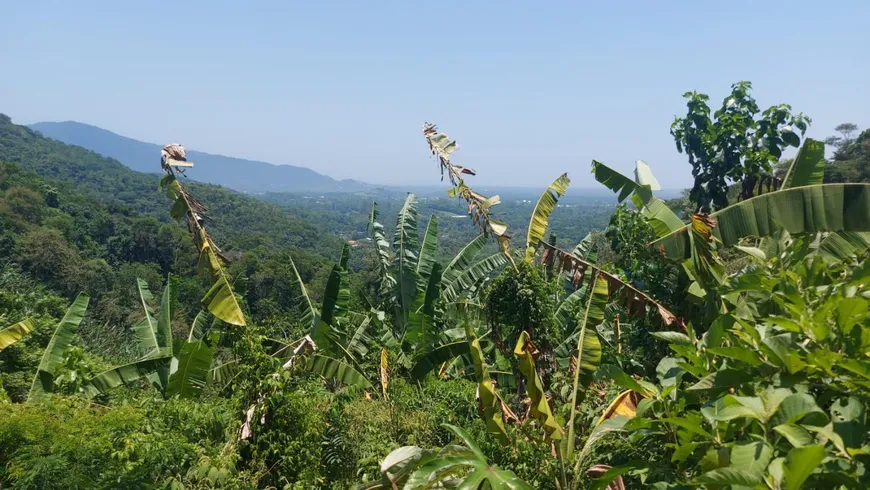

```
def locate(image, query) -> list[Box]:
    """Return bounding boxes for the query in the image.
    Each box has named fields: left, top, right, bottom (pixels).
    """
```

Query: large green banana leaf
left=0, top=318, right=34, bottom=350
left=635, top=160, right=662, bottom=189
left=167, top=340, right=216, bottom=398
left=442, top=252, right=509, bottom=303
left=781, top=138, right=870, bottom=260
left=782, top=138, right=826, bottom=188
left=563, top=274, right=605, bottom=461
left=515, top=331, right=563, bottom=441
left=367, top=202, right=396, bottom=295
left=525, top=173, right=570, bottom=262
left=28, top=293, right=90, bottom=400
left=307, top=354, right=372, bottom=389
left=405, top=263, right=442, bottom=346
left=153, top=280, right=173, bottom=391
left=410, top=340, right=470, bottom=380
left=592, top=160, right=684, bottom=237
left=442, top=234, right=487, bottom=287
left=416, top=214, right=439, bottom=291
left=403, top=424, right=533, bottom=490
left=132, top=278, right=160, bottom=356
left=287, top=254, right=316, bottom=328
left=85, top=356, right=172, bottom=396
left=187, top=311, right=209, bottom=342
left=393, top=194, right=420, bottom=329
left=651, top=184, right=870, bottom=261
left=321, top=243, right=351, bottom=327
left=572, top=233, right=597, bottom=262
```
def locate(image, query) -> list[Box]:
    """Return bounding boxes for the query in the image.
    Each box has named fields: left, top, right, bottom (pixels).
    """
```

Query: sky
left=2, top=1, right=869, bottom=189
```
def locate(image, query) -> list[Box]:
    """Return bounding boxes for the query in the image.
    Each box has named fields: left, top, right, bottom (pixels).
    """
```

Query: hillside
left=29, top=120, right=370, bottom=194
left=1, top=114, right=343, bottom=259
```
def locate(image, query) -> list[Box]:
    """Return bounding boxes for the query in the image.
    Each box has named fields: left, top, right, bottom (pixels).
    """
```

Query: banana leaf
left=525, top=173, right=570, bottom=262
left=307, top=354, right=372, bottom=389
left=393, top=194, right=420, bottom=329
left=442, top=252, right=509, bottom=303
left=467, top=324, right=509, bottom=443
left=200, top=242, right=246, bottom=326
left=514, top=331, right=563, bottom=440
left=405, top=263, right=442, bottom=347
left=187, top=311, right=209, bottom=342
left=0, top=318, right=34, bottom=350
left=154, top=280, right=173, bottom=391
left=410, top=340, right=470, bottom=380
left=28, top=293, right=89, bottom=400
left=442, top=234, right=487, bottom=287
left=132, top=278, right=159, bottom=355
left=563, top=274, right=606, bottom=460
left=782, top=138, right=826, bottom=188
left=368, top=202, right=396, bottom=295
left=85, top=356, right=172, bottom=396
left=167, top=340, right=216, bottom=398
left=416, top=214, right=439, bottom=291
left=321, top=244, right=351, bottom=327
left=288, top=254, right=317, bottom=328
left=651, top=184, right=870, bottom=261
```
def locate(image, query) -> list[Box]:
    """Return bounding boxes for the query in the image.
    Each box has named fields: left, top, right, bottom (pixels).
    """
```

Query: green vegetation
left=1, top=82, right=869, bottom=489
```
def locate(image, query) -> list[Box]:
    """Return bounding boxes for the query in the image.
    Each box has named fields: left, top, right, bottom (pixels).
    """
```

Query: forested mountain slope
left=1, top=114, right=343, bottom=258
left=30, top=120, right=370, bottom=194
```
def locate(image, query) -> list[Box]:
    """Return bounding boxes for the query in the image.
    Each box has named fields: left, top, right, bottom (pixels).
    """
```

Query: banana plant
left=0, top=318, right=34, bottom=351
left=158, top=146, right=246, bottom=326
left=84, top=279, right=220, bottom=398
left=650, top=139, right=870, bottom=262
left=27, top=293, right=90, bottom=401
left=359, top=424, right=533, bottom=490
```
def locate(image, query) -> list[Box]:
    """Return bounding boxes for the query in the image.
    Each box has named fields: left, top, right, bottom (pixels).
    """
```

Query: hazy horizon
left=3, top=1, right=868, bottom=188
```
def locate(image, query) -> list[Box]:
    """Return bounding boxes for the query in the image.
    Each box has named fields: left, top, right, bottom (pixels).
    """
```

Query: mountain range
left=29, top=121, right=370, bottom=194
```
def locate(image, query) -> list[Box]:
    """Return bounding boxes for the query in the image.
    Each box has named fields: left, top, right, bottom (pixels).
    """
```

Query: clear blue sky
left=2, top=1, right=868, bottom=188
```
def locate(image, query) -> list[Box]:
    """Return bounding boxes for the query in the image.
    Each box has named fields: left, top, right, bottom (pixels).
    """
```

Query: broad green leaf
left=167, top=340, right=216, bottom=398
left=563, top=271, right=607, bottom=460
left=688, top=368, right=752, bottom=393
left=321, top=245, right=351, bottom=327
left=772, top=394, right=829, bottom=427
left=782, top=138, right=826, bottom=188
left=514, top=332, right=562, bottom=440
left=442, top=252, right=508, bottom=303
left=774, top=424, right=814, bottom=448
left=85, top=356, right=172, bottom=396
left=405, top=263, right=442, bottom=346
left=410, top=341, right=470, bottom=380
left=132, top=278, right=159, bottom=355
left=783, top=445, right=825, bottom=490
left=650, top=331, right=692, bottom=345
left=651, top=184, right=870, bottom=261
left=599, top=364, right=657, bottom=398
left=657, top=417, right=714, bottom=439
left=307, top=355, right=372, bottom=389
left=367, top=202, right=396, bottom=296
left=288, top=254, right=316, bottom=328
left=814, top=231, right=870, bottom=263
left=154, top=281, right=173, bottom=391
left=592, top=160, right=652, bottom=203
left=0, top=318, right=34, bottom=350
left=525, top=173, right=570, bottom=262
left=393, top=194, right=420, bottom=327
left=706, top=347, right=763, bottom=367
left=29, top=293, right=89, bottom=400
left=187, top=311, right=209, bottom=342
left=691, top=468, right=762, bottom=486
left=730, top=440, right=773, bottom=478
left=416, top=214, right=439, bottom=290
left=442, top=234, right=487, bottom=287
